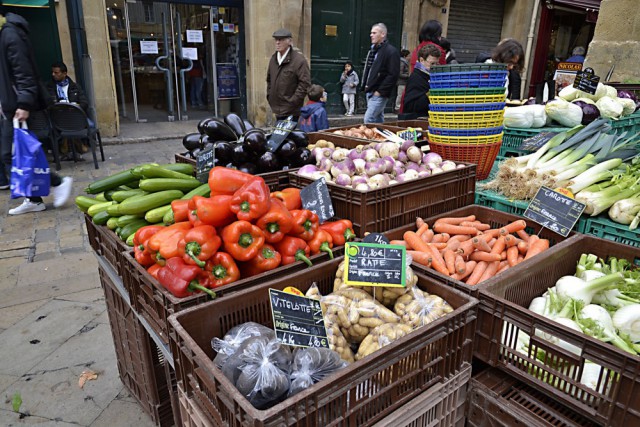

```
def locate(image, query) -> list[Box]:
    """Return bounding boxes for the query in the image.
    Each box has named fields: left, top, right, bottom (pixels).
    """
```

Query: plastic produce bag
left=10, top=120, right=50, bottom=198
left=212, top=322, right=274, bottom=368
left=288, top=348, right=347, bottom=396
left=355, top=323, right=414, bottom=360
left=394, top=287, right=453, bottom=329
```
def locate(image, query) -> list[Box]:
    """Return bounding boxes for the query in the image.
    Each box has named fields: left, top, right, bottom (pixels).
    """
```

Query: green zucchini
left=92, top=210, right=111, bottom=225
left=182, top=183, right=211, bottom=199
left=118, top=219, right=150, bottom=240
left=158, top=163, right=195, bottom=176
left=111, top=189, right=148, bottom=202
left=139, top=164, right=198, bottom=181
left=85, top=169, right=138, bottom=194
left=95, top=192, right=107, bottom=202
left=117, top=190, right=184, bottom=215
left=103, top=190, right=119, bottom=201
left=106, top=203, right=122, bottom=217
left=126, top=233, right=135, bottom=247
left=130, top=163, right=158, bottom=178
left=106, top=217, right=120, bottom=230
left=75, top=196, right=101, bottom=212
left=145, top=205, right=172, bottom=223
left=162, top=209, right=175, bottom=225
left=117, top=214, right=143, bottom=228
left=127, top=180, right=140, bottom=189
left=138, top=178, right=201, bottom=193
left=115, top=227, right=122, bottom=235
left=87, top=201, right=116, bottom=217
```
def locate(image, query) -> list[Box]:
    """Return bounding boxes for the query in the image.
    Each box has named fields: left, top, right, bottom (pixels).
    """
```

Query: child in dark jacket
left=298, top=84, right=329, bottom=132
left=399, top=44, right=441, bottom=120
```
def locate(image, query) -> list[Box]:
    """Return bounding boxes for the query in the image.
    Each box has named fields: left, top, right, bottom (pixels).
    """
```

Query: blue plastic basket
left=429, top=102, right=506, bottom=112
left=430, top=78, right=507, bottom=89
left=428, top=126, right=504, bottom=137
left=430, top=70, right=508, bottom=82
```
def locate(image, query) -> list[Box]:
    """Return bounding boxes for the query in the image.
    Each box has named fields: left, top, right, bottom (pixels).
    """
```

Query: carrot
left=466, top=261, right=488, bottom=285
left=416, top=223, right=430, bottom=237
left=487, top=238, right=497, bottom=248
left=430, top=242, right=448, bottom=250
left=517, top=255, right=524, bottom=263
left=516, top=229, right=530, bottom=242
left=461, top=221, right=491, bottom=231
left=504, top=234, right=521, bottom=247
left=500, top=220, right=527, bottom=236
left=524, top=238, right=550, bottom=260
left=457, top=239, right=476, bottom=257
left=443, top=249, right=457, bottom=275
left=426, top=244, right=449, bottom=276
left=446, top=239, right=461, bottom=252
left=472, top=237, right=492, bottom=252
left=482, top=229, right=502, bottom=238
left=421, top=229, right=434, bottom=243
left=469, top=251, right=502, bottom=263
left=491, top=236, right=506, bottom=255
left=408, top=250, right=432, bottom=268
left=432, top=233, right=450, bottom=243
left=434, top=215, right=476, bottom=226
left=390, top=240, right=407, bottom=247
left=452, top=260, right=477, bottom=281
left=528, top=234, right=540, bottom=247
left=478, top=261, right=500, bottom=283
left=449, top=234, right=471, bottom=243
left=454, top=255, right=466, bottom=275
left=403, top=231, right=430, bottom=252
left=433, top=223, right=480, bottom=235
left=497, top=261, right=510, bottom=274
left=416, top=217, right=426, bottom=230
left=507, top=246, right=520, bottom=267
left=517, top=241, right=528, bottom=255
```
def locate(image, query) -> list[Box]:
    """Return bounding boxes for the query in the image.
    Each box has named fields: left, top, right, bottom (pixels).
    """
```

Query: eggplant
left=291, top=148, right=313, bottom=167
left=224, top=113, right=246, bottom=136
left=213, top=141, right=234, bottom=163
left=243, top=129, right=267, bottom=155
left=237, top=163, right=258, bottom=175
left=200, top=134, right=214, bottom=147
left=231, top=143, right=250, bottom=165
left=203, top=118, right=238, bottom=142
left=276, top=140, right=297, bottom=159
left=197, top=118, right=212, bottom=135
left=182, top=133, right=202, bottom=152
left=257, top=151, right=280, bottom=172
left=287, top=130, right=309, bottom=148
left=243, top=119, right=255, bottom=131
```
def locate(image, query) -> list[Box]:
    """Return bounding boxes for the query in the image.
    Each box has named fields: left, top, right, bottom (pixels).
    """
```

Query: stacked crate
left=427, top=64, right=508, bottom=180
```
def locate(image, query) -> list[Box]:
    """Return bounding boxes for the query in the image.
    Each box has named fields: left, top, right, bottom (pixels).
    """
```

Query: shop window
left=143, top=2, right=155, bottom=23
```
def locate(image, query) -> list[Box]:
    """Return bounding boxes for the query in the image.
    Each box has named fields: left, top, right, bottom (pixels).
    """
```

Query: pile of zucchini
left=76, top=163, right=209, bottom=245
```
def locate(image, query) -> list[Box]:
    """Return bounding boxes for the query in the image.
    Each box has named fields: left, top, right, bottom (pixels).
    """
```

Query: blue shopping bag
left=10, top=119, right=50, bottom=198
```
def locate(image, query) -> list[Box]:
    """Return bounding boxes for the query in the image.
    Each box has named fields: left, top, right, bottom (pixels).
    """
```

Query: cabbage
left=617, top=90, right=638, bottom=103
left=572, top=97, right=596, bottom=105
left=617, top=97, right=636, bottom=116
left=603, top=85, right=618, bottom=99
left=595, top=96, right=623, bottom=119
left=545, top=99, right=583, bottom=127
left=573, top=100, right=601, bottom=124
left=504, top=106, right=534, bottom=128
left=558, top=85, right=579, bottom=101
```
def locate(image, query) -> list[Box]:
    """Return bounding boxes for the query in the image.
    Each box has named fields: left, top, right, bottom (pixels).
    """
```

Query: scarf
left=414, top=61, right=429, bottom=74
left=363, top=40, right=386, bottom=89
left=56, top=77, right=69, bottom=101
left=0, top=16, right=6, bottom=29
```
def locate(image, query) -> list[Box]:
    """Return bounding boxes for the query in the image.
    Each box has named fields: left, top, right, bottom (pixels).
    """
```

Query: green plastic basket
left=501, top=126, right=570, bottom=157
left=582, top=215, right=640, bottom=248
left=610, top=110, right=640, bottom=136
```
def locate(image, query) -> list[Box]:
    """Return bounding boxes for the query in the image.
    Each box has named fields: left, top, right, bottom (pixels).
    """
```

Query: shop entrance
left=106, top=1, right=244, bottom=123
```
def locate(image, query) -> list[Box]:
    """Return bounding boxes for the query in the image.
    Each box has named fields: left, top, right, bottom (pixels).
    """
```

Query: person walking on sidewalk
left=361, top=23, right=400, bottom=124
left=339, top=61, right=359, bottom=116
left=394, top=49, right=410, bottom=112
left=0, top=2, right=72, bottom=214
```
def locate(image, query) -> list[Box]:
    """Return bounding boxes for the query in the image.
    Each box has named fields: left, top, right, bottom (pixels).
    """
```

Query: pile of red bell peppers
left=132, top=167, right=356, bottom=299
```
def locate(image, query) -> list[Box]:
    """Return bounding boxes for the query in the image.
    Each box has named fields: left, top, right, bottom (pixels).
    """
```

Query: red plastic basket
left=428, top=140, right=501, bottom=180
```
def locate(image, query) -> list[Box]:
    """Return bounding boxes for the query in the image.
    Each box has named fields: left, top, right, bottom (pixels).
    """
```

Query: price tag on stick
left=266, top=117, right=297, bottom=152
left=362, top=233, right=390, bottom=245
left=269, top=289, right=329, bottom=348
left=196, top=147, right=215, bottom=183
left=573, top=67, right=600, bottom=95
left=344, top=242, right=406, bottom=288
left=523, top=186, right=586, bottom=237
left=300, top=177, right=334, bottom=223
left=518, top=132, right=558, bottom=152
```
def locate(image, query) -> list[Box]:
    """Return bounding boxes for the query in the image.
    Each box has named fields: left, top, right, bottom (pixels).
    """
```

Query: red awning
left=551, top=0, right=601, bottom=11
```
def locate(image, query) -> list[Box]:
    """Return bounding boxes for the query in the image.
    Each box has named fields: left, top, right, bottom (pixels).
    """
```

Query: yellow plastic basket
left=428, top=132, right=503, bottom=145
left=429, top=93, right=507, bottom=104
left=428, top=110, right=505, bottom=129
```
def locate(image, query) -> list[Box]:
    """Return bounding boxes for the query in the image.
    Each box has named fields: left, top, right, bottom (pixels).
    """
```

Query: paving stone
left=34, top=216, right=56, bottom=229
left=55, top=287, right=104, bottom=304
left=0, top=374, right=19, bottom=395
left=2, top=239, right=32, bottom=251
left=17, top=253, right=97, bottom=287
left=35, top=242, right=57, bottom=255
left=34, top=229, right=56, bottom=244
left=89, top=398, right=156, bottom=427
left=0, top=257, right=23, bottom=290
left=0, top=272, right=100, bottom=309
left=32, top=253, right=58, bottom=263
left=0, top=249, right=29, bottom=260
left=0, top=409, right=78, bottom=426
left=59, top=247, right=87, bottom=255
left=93, top=309, right=110, bottom=325
left=0, top=300, right=48, bottom=330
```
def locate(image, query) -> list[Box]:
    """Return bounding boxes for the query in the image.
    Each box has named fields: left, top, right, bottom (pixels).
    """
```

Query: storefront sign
left=523, top=186, right=586, bottom=237
left=344, top=242, right=406, bottom=288
left=216, top=64, right=239, bottom=99
left=182, top=47, right=198, bottom=61
left=186, top=30, right=203, bottom=43
left=557, top=62, right=583, bottom=72
left=300, top=177, right=334, bottom=223
left=573, top=67, right=600, bottom=95
left=140, top=40, right=158, bottom=55
left=269, top=289, right=329, bottom=348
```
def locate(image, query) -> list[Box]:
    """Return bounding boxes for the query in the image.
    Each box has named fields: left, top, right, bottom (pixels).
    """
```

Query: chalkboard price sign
left=362, top=232, right=390, bottom=245
left=269, top=289, right=329, bottom=349
left=523, top=186, right=586, bottom=237
left=300, top=177, right=335, bottom=223
left=267, top=117, right=298, bottom=152
left=196, top=147, right=215, bottom=183
left=344, top=242, right=406, bottom=288
left=573, top=67, right=600, bottom=95
left=518, top=132, right=558, bottom=152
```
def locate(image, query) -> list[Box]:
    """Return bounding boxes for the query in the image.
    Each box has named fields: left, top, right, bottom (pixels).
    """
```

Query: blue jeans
left=364, top=93, right=388, bottom=124
left=190, top=77, right=205, bottom=107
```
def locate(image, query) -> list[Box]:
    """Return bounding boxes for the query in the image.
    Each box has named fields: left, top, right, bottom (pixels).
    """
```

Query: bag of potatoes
left=394, top=287, right=453, bottom=329
left=355, top=323, right=414, bottom=360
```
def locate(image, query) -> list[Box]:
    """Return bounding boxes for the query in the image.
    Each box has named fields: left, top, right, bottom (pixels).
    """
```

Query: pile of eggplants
left=181, top=113, right=313, bottom=174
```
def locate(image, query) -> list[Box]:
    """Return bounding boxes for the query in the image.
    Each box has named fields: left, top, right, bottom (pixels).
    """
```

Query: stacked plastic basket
left=427, top=64, right=508, bottom=180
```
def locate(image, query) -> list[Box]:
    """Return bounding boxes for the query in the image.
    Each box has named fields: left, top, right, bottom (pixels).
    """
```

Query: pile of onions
left=297, top=140, right=464, bottom=191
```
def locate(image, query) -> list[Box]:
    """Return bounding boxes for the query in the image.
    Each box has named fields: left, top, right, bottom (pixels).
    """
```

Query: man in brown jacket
left=266, top=28, right=311, bottom=122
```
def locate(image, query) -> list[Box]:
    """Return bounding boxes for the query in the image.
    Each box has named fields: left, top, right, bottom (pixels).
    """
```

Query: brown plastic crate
left=467, top=367, right=600, bottom=427
left=385, top=119, right=429, bottom=129
left=321, top=123, right=429, bottom=143
left=123, top=247, right=344, bottom=346
left=174, top=153, right=298, bottom=192
left=177, top=382, right=212, bottom=427
left=384, top=205, right=581, bottom=297
left=168, top=256, right=478, bottom=427
left=476, top=235, right=640, bottom=426
left=288, top=165, right=476, bottom=237
left=98, top=262, right=174, bottom=427
left=371, top=364, right=470, bottom=427
left=85, top=213, right=130, bottom=281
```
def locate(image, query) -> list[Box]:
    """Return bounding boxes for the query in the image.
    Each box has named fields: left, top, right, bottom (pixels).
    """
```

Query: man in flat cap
left=266, top=28, right=311, bottom=122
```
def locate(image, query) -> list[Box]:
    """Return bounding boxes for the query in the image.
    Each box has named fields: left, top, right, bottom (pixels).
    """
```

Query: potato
left=355, top=323, right=414, bottom=360
left=394, top=288, right=453, bottom=329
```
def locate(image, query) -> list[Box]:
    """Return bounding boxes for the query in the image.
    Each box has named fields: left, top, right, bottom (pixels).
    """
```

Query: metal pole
left=124, top=1, right=140, bottom=122
left=210, top=8, right=218, bottom=117
left=175, top=12, right=193, bottom=120
left=170, top=5, right=181, bottom=121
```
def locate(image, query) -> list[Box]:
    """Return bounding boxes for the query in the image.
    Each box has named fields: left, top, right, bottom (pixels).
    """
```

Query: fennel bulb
left=608, top=193, right=640, bottom=225
left=578, top=304, right=637, bottom=354
left=613, top=304, right=640, bottom=342
left=556, top=273, right=624, bottom=305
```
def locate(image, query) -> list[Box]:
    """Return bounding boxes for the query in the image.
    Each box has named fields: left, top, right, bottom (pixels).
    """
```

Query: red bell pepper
left=256, top=198, right=293, bottom=243
left=290, top=209, right=319, bottom=241
left=271, top=188, right=302, bottom=210
left=208, top=167, right=254, bottom=195
left=308, top=229, right=334, bottom=259
left=230, top=177, right=271, bottom=221
left=170, top=199, right=191, bottom=224
left=188, top=195, right=236, bottom=228
left=241, top=244, right=282, bottom=276
left=147, top=222, right=192, bottom=264
left=157, top=257, right=217, bottom=299
left=178, top=225, right=221, bottom=267
left=221, top=220, right=265, bottom=261
left=147, top=263, right=162, bottom=279
left=133, top=225, right=165, bottom=267
left=319, top=219, right=356, bottom=245
left=274, top=236, right=312, bottom=266
left=202, top=252, right=240, bottom=288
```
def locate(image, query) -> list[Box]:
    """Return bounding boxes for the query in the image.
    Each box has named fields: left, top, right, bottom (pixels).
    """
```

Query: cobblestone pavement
left=0, top=139, right=180, bottom=426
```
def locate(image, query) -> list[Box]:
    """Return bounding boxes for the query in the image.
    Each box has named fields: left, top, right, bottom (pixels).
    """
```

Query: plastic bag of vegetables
left=393, top=286, right=453, bottom=329
left=288, top=347, right=347, bottom=396
left=545, top=98, right=583, bottom=127
left=355, top=322, right=414, bottom=360
left=504, top=105, right=548, bottom=128
left=212, top=322, right=275, bottom=367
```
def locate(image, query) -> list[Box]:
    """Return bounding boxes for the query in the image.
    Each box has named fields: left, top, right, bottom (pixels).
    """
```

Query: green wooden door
left=311, top=0, right=404, bottom=115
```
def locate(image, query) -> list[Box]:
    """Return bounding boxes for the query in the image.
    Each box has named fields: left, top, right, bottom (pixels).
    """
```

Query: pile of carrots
left=390, top=215, right=551, bottom=285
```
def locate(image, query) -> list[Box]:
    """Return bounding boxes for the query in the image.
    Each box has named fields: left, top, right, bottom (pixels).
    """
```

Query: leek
left=567, top=158, right=623, bottom=193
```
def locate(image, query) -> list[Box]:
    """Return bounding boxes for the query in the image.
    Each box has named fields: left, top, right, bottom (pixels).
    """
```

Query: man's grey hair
left=572, top=46, right=585, bottom=56
left=372, top=23, right=388, bottom=37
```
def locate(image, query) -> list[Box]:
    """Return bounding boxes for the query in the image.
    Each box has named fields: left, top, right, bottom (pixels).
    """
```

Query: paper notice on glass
left=186, top=30, right=203, bottom=43
left=182, top=47, right=198, bottom=60
left=223, top=23, right=235, bottom=33
left=140, top=41, right=158, bottom=54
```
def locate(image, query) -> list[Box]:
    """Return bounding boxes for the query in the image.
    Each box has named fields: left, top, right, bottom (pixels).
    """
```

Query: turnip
left=317, top=157, right=332, bottom=172
left=398, top=151, right=408, bottom=163
left=354, top=183, right=370, bottom=191
left=406, top=146, right=423, bottom=163
left=331, top=158, right=355, bottom=177
left=363, top=148, right=380, bottom=162
left=298, top=165, right=319, bottom=178
left=377, top=143, right=399, bottom=159
left=335, top=174, right=352, bottom=186
left=353, top=158, right=366, bottom=174
left=422, top=152, right=442, bottom=165
left=400, top=140, right=414, bottom=152
left=441, top=160, right=457, bottom=171
left=332, top=148, right=349, bottom=162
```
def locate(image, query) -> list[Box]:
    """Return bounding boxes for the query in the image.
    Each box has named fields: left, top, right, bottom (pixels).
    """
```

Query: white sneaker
left=52, top=176, right=73, bottom=208
left=0, top=184, right=9, bottom=190
left=9, top=199, right=46, bottom=215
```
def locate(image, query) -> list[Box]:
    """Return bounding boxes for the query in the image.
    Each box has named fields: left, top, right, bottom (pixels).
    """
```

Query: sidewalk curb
left=102, top=135, right=186, bottom=146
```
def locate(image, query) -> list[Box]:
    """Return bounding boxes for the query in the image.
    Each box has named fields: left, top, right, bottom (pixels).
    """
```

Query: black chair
left=48, top=103, right=105, bottom=169
left=27, top=110, right=59, bottom=170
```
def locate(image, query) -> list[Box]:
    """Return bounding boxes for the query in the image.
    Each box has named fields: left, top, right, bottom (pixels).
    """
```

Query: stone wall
left=402, top=0, right=449, bottom=52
